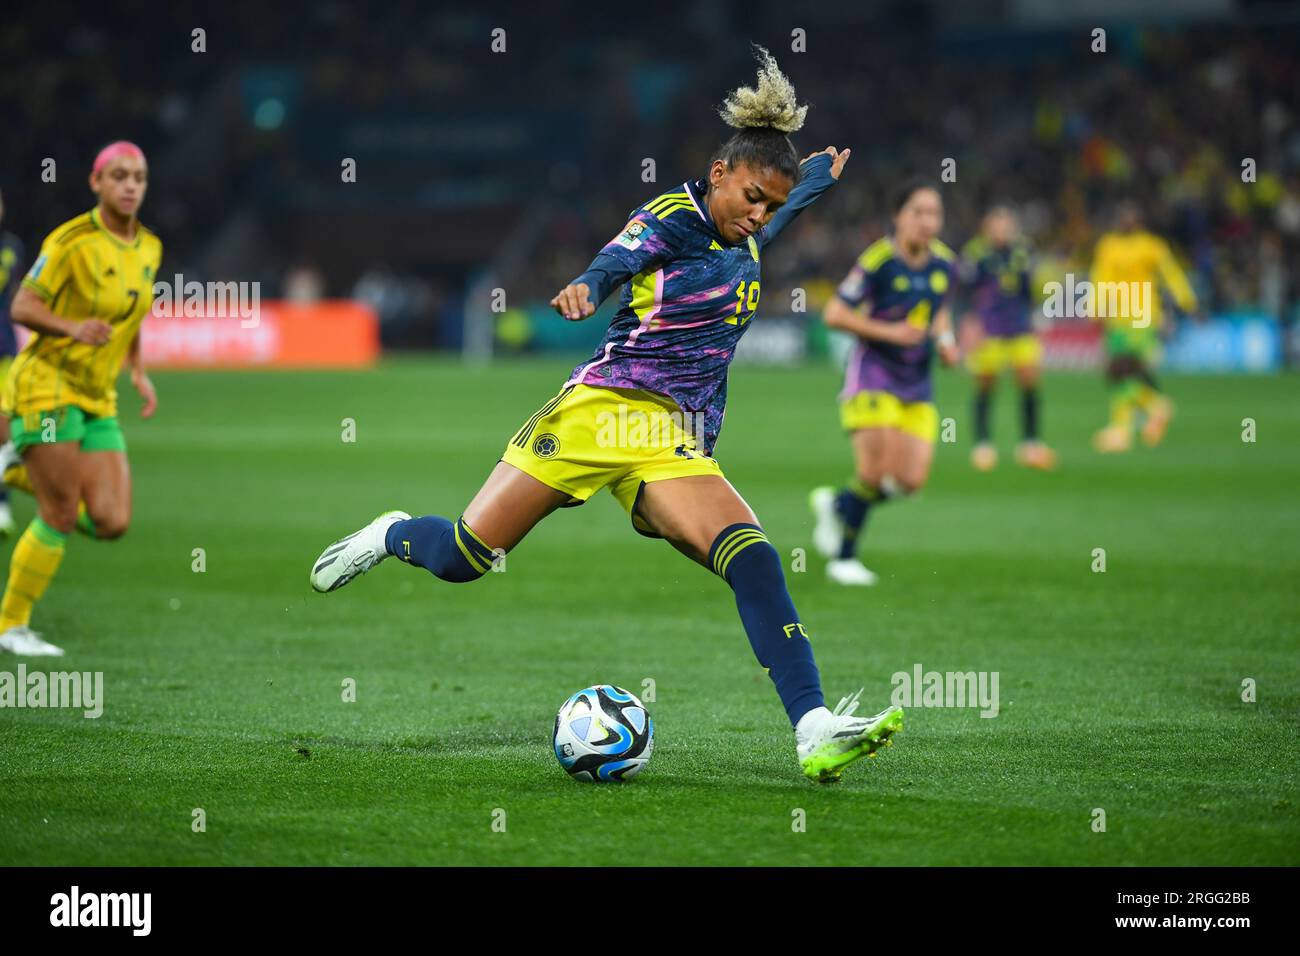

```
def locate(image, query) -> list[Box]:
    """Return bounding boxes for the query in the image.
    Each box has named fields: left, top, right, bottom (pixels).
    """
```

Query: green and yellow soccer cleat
left=797, top=690, right=903, bottom=783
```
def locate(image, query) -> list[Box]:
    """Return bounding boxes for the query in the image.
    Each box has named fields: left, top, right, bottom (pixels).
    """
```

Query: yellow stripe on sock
left=712, top=528, right=765, bottom=574
left=717, top=534, right=767, bottom=580
left=710, top=528, right=753, bottom=575
left=712, top=529, right=767, bottom=578
left=453, top=524, right=489, bottom=575
left=460, top=520, right=493, bottom=556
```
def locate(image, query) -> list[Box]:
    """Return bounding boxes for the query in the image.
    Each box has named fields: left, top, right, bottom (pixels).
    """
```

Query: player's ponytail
left=714, top=45, right=805, bottom=182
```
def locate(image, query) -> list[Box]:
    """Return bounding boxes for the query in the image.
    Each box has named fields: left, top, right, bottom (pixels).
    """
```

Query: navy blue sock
left=835, top=479, right=882, bottom=560
left=1021, top=387, right=1039, bottom=441
left=709, top=523, right=824, bottom=726
left=975, top=388, right=993, bottom=443
left=384, top=515, right=495, bottom=583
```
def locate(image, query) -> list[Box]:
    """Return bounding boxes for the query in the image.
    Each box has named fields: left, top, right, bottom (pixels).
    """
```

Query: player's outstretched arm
left=10, top=286, right=111, bottom=344
left=761, top=147, right=850, bottom=248
left=551, top=251, right=635, bottom=321
left=824, top=295, right=925, bottom=347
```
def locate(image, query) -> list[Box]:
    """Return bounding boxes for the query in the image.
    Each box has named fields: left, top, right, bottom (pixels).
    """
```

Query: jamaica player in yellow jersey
left=0, top=142, right=161, bottom=656
left=1089, top=201, right=1198, bottom=453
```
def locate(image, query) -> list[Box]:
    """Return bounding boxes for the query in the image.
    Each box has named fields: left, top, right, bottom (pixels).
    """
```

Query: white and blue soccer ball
left=552, top=685, right=654, bottom=782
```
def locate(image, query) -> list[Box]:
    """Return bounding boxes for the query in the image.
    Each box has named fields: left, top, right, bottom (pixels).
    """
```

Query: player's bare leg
left=1012, top=364, right=1057, bottom=468
left=891, top=430, right=934, bottom=495
left=80, top=450, right=132, bottom=539
left=0, top=442, right=80, bottom=656
left=310, top=460, right=567, bottom=592
left=639, top=474, right=901, bottom=782
left=461, top=462, right=571, bottom=553
left=635, top=473, right=757, bottom=566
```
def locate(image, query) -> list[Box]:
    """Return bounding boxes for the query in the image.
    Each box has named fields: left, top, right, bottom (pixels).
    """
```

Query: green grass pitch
left=1, top=357, right=1296, bottom=865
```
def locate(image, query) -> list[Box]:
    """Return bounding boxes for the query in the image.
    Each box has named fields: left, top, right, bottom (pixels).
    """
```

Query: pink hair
left=92, top=141, right=146, bottom=176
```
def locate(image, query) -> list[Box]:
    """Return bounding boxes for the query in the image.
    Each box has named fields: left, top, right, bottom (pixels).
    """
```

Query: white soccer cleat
left=310, top=510, right=410, bottom=593
left=809, top=486, right=842, bottom=559
left=0, top=500, right=14, bottom=538
left=0, top=625, right=65, bottom=657
left=826, top=558, right=878, bottom=586
left=797, top=689, right=903, bottom=782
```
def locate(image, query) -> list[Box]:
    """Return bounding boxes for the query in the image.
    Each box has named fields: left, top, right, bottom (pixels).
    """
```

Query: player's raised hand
left=73, top=319, right=113, bottom=346
left=551, top=283, right=594, bottom=321
left=803, top=147, right=852, bottom=180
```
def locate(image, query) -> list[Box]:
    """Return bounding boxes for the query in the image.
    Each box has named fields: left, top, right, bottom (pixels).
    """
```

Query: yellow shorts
left=840, top=390, right=939, bottom=443
left=966, top=333, right=1043, bottom=376
left=501, top=383, right=723, bottom=536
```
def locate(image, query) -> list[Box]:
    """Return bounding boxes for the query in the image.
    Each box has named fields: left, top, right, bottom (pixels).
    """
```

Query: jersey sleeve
left=759, top=151, right=837, bottom=249
left=834, top=260, right=870, bottom=309
left=21, top=232, right=78, bottom=304
left=835, top=245, right=887, bottom=310
left=594, top=204, right=688, bottom=277
left=1155, top=239, right=1197, bottom=313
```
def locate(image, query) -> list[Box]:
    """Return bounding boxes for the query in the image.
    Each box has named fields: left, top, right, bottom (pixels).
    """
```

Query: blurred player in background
left=0, top=142, right=161, bottom=657
left=1090, top=201, right=1198, bottom=453
left=0, top=188, right=26, bottom=536
left=810, top=180, right=959, bottom=586
left=310, top=49, right=905, bottom=784
left=960, top=205, right=1056, bottom=472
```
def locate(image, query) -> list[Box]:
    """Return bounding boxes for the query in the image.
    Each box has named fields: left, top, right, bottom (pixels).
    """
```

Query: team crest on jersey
left=930, top=269, right=949, bottom=294
left=532, top=433, right=561, bottom=459
left=892, top=274, right=910, bottom=292
left=613, top=220, right=652, bottom=251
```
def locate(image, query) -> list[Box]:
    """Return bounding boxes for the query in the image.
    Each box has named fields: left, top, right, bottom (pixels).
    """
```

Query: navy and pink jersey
left=834, top=236, right=955, bottom=404
left=566, top=153, right=838, bottom=455
left=959, top=236, right=1033, bottom=338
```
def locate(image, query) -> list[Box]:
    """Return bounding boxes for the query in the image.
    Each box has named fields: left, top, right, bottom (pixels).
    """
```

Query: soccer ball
left=552, top=685, right=654, bottom=782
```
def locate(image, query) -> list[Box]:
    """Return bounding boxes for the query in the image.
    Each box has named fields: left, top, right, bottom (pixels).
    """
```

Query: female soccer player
left=809, top=180, right=959, bottom=586
left=1089, top=201, right=1197, bottom=452
left=311, top=49, right=903, bottom=784
left=0, top=142, right=160, bottom=657
left=960, top=205, right=1056, bottom=472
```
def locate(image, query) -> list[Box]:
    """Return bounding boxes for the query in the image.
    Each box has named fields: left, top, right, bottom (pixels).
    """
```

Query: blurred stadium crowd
left=3, top=2, right=1298, bottom=352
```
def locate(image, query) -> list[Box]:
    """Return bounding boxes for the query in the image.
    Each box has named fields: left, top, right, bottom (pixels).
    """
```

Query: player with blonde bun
left=310, top=47, right=903, bottom=783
